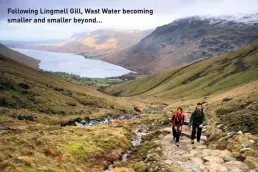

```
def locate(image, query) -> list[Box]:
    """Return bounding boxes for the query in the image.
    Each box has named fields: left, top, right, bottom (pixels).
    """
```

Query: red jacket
left=172, top=113, right=185, bottom=128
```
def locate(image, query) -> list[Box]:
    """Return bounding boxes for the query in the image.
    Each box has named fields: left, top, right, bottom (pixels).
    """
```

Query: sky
left=0, top=0, right=258, bottom=41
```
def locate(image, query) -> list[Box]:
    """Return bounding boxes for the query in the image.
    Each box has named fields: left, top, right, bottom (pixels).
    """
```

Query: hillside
left=0, top=45, right=133, bottom=125
left=0, top=43, right=40, bottom=70
left=101, top=14, right=258, bottom=73
left=12, top=29, right=152, bottom=58
left=104, top=42, right=258, bottom=99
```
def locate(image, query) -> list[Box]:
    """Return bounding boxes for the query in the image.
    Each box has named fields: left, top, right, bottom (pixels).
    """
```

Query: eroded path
left=160, top=110, right=252, bottom=172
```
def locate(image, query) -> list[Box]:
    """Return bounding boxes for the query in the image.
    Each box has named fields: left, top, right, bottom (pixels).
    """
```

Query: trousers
left=191, top=123, right=202, bottom=142
left=172, top=126, right=181, bottom=143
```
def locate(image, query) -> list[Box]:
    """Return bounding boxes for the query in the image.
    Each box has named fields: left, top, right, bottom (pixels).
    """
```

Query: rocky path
left=160, top=110, right=253, bottom=172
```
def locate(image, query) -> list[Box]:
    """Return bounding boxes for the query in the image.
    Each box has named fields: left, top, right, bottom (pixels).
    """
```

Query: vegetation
left=0, top=53, right=133, bottom=125
left=46, top=71, right=140, bottom=88
left=104, top=42, right=258, bottom=100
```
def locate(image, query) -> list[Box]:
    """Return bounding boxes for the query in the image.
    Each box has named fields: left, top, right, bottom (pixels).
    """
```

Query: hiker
left=171, top=108, right=185, bottom=147
left=189, top=103, right=207, bottom=144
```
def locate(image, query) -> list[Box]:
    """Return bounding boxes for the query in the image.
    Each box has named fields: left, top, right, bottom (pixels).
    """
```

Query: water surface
left=12, top=48, right=131, bottom=78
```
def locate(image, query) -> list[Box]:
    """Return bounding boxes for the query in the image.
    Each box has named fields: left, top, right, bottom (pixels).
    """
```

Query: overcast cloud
left=0, top=0, right=258, bottom=41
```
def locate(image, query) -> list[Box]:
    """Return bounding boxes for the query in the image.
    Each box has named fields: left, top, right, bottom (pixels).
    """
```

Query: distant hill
left=103, top=42, right=258, bottom=99
left=0, top=43, right=40, bottom=70
left=10, top=29, right=152, bottom=58
left=101, top=14, right=258, bottom=73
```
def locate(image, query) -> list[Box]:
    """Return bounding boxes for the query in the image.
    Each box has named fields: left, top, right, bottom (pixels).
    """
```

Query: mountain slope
left=0, top=43, right=39, bottom=70
left=104, top=42, right=258, bottom=99
left=13, top=29, right=152, bottom=57
left=102, top=14, right=258, bottom=73
left=0, top=45, right=132, bottom=124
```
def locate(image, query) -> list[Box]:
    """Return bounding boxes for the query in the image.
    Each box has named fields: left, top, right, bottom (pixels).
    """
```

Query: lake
left=12, top=48, right=131, bottom=78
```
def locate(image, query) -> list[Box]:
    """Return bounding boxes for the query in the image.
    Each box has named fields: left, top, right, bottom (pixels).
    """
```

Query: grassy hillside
left=104, top=42, right=258, bottom=100
left=0, top=43, right=39, bottom=70
left=0, top=49, right=133, bottom=125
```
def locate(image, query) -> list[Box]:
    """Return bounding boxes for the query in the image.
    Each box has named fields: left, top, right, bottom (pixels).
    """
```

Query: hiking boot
left=176, top=143, right=179, bottom=147
left=191, top=140, right=194, bottom=144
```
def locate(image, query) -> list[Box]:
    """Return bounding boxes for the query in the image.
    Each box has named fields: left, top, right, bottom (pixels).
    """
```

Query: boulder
left=237, top=131, right=243, bottom=135
left=203, top=156, right=224, bottom=164
left=239, top=148, right=251, bottom=153
left=205, top=162, right=228, bottom=172
left=201, top=149, right=212, bottom=157
left=249, top=140, right=255, bottom=144
left=210, top=149, right=222, bottom=156
left=219, top=150, right=232, bottom=159
left=225, top=161, right=248, bottom=170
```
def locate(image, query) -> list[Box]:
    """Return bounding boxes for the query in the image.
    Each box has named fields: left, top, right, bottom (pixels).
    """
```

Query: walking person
left=189, top=103, right=207, bottom=144
left=171, top=108, right=185, bottom=147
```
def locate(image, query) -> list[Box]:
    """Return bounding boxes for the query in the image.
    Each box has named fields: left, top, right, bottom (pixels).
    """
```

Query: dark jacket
left=189, top=109, right=207, bottom=126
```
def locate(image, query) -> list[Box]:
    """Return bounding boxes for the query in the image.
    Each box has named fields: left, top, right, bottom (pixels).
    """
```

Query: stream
left=63, top=113, right=139, bottom=126
left=64, top=113, right=149, bottom=172
left=104, top=124, right=149, bottom=172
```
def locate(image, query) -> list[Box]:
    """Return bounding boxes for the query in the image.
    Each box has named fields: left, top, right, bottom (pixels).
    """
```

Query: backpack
left=172, top=113, right=184, bottom=127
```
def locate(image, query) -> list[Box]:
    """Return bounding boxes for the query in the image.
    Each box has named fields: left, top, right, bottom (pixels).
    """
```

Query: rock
left=202, top=149, right=212, bottom=157
left=182, top=154, right=192, bottom=159
left=201, top=135, right=207, bottom=141
left=249, top=140, right=255, bottom=144
left=158, top=134, right=165, bottom=139
left=223, top=156, right=236, bottom=162
left=226, top=132, right=236, bottom=139
left=239, top=148, right=251, bottom=153
left=219, top=150, right=232, bottom=159
left=190, top=157, right=203, bottom=166
left=156, top=147, right=161, bottom=151
left=190, top=150, right=200, bottom=157
left=205, top=162, right=228, bottom=172
left=210, top=149, right=222, bottom=156
left=237, top=131, right=243, bottom=135
left=154, top=166, right=159, bottom=171
left=204, top=156, right=224, bottom=164
left=225, top=161, right=248, bottom=170
left=244, top=156, right=258, bottom=169
left=133, top=104, right=145, bottom=113
left=217, top=124, right=224, bottom=129
left=223, top=97, right=232, bottom=102
left=241, top=143, right=249, bottom=148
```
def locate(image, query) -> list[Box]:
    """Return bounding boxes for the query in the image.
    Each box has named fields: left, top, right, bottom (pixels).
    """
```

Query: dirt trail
left=159, top=109, right=252, bottom=172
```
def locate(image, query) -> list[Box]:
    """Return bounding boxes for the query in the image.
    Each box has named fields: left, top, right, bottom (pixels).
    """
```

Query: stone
left=249, top=140, right=255, bottom=144
left=210, top=149, right=222, bottom=156
left=223, top=156, right=236, bottom=162
left=158, top=134, right=165, bottom=139
left=237, top=131, right=243, bottom=135
left=203, top=156, right=224, bottom=164
left=226, top=132, right=236, bottom=139
left=241, top=143, right=249, bottom=148
left=182, top=154, right=192, bottom=159
left=219, top=150, right=232, bottom=159
left=225, top=161, right=248, bottom=170
left=205, top=162, right=228, bottom=172
left=239, top=148, right=251, bottom=153
left=156, top=147, right=161, bottom=151
left=223, top=97, right=232, bottom=102
left=217, top=124, right=224, bottom=129
left=201, top=135, right=207, bottom=141
left=190, top=157, right=203, bottom=166
left=202, top=149, right=212, bottom=157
